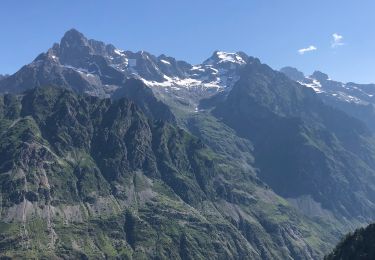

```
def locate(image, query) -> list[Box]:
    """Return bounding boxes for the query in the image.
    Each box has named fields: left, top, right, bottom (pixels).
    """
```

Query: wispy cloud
left=331, top=33, right=344, bottom=48
left=298, top=45, right=317, bottom=55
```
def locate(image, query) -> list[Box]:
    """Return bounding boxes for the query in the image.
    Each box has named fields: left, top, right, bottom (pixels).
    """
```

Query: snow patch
left=216, top=51, right=246, bottom=64
left=298, top=78, right=324, bottom=93
left=160, top=59, right=171, bottom=65
left=114, top=49, right=126, bottom=57
left=141, top=74, right=224, bottom=90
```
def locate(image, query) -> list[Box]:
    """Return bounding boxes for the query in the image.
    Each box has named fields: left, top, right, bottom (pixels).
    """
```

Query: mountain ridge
left=0, top=29, right=249, bottom=95
left=209, top=61, right=375, bottom=221
left=281, top=66, right=375, bottom=132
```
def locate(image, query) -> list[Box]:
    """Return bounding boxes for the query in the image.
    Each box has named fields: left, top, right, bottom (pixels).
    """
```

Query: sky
left=1, top=0, right=375, bottom=83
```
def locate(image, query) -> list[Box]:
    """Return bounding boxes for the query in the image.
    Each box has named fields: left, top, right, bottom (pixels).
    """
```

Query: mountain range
left=1, top=29, right=375, bottom=259
left=281, top=67, right=375, bottom=132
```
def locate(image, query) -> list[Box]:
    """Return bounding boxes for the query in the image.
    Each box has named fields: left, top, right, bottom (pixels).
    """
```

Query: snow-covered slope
left=281, top=66, right=375, bottom=131
left=141, top=51, right=248, bottom=89
left=0, top=29, right=251, bottom=112
left=281, top=67, right=375, bottom=104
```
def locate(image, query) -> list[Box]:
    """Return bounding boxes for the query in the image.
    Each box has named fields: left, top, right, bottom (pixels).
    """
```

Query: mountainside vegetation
left=325, top=223, right=375, bottom=260
left=0, top=86, right=337, bottom=259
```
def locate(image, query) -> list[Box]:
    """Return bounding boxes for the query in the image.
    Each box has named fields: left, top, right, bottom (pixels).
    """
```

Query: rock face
left=0, top=29, right=126, bottom=96
left=112, top=78, right=176, bottom=123
left=0, top=86, right=336, bottom=259
left=325, top=223, right=375, bottom=260
left=280, top=67, right=306, bottom=82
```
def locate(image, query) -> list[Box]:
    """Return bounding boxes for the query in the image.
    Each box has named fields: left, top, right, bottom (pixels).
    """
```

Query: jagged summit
left=61, top=28, right=87, bottom=44
left=280, top=67, right=332, bottom=83
left=279, top=66, right=305, bottom=82
left=203, top=50, right=248, bottom=65
left=281, top=65, right=375, bottom=132
left=310, top=70, right=329, bottom=81
left=58, top=29, right=95, bottom=67
left=0, top=29, right=253, bottom=108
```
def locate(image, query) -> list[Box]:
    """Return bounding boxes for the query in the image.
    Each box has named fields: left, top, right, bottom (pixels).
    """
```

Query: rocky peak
left=280, top=66, right=306, bottom=82
left=60, top=28, right=90, bottom=50
left=203, top=51, right=248, bottom=66
left=57, top=29, right=94, bottom=67
left=310, top=71, right=329, bottom=82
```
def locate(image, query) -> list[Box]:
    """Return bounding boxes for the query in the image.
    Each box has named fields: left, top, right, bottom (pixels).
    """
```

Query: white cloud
left=298, top=45, right=317, bottom=55
left=332, top=33, right=344, bottom=48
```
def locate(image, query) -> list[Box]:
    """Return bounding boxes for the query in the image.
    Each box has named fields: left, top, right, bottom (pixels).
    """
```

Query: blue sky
left=1, top=0, right=375, bottom=83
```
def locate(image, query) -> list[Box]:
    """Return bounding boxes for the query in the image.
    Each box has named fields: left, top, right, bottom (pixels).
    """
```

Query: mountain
left=281, top=66, right=375, bottom=132
left=207, top=61, right=375, bottom=222
left=0, top=86, right=336, bottom=259
left=0, top=29, right=248, bottom=114
left=325, top=223, right=375, bottom=259
left=2, top=29, right=375, bottom=258
left=0, top=74, right=8, bottom=80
